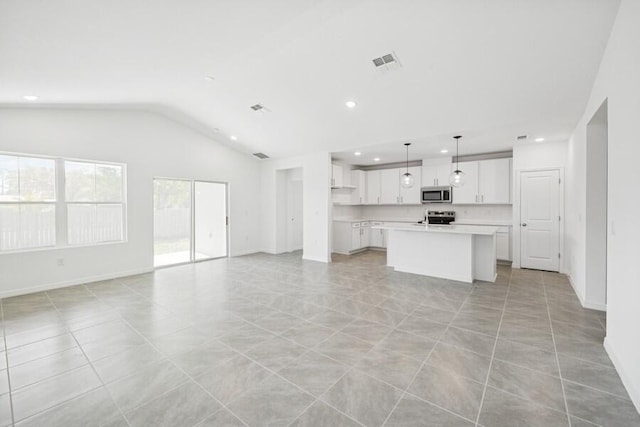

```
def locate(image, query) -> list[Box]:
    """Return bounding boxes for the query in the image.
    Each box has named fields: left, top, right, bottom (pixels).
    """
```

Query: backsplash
left=334, top=204, right=512, bottom=222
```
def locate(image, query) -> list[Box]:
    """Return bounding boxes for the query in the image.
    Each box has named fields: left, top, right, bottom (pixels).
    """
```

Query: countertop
left=451, top=219, right=513, bottom=227
left=333, top=217, right=512, bottom=226
left=333, top=218, right=415, bottom=223
left=372, top=223, right=500, bottom=236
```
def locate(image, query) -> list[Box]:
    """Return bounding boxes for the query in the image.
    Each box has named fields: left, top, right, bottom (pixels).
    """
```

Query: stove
left=427, top=211, right=456, bottom=225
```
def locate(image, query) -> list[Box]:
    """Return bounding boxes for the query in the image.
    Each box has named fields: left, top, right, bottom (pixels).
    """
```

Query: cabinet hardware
left=522, top=223, right=527, bottom=227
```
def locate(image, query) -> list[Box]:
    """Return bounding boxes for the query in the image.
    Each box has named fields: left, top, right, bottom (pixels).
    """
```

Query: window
left=0, top=154, right=57, bottom=251
left=65, top=161, right=125, bottom=245
left=0, top=152, right=126, bottom=252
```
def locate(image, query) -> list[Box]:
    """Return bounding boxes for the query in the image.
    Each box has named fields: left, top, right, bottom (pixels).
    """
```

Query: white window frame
left=0, top=151, right=127, bottom=254
left=63, top=158, right=128, bottom=247
left=0, top=153, right=58, bottom=252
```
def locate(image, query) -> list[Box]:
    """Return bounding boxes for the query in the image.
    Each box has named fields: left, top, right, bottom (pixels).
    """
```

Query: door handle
left=521, top=223, right=527, bottom=227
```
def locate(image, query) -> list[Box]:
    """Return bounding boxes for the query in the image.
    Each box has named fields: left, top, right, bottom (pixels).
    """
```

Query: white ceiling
left=0, top=0, right=620, bottom=160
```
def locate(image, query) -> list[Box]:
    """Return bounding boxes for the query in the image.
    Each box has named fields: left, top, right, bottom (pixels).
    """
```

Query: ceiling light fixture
left=345, top=100, right=357, bottom=109
left=354, top=152, right=361, bottom=156
left=204, top=76, right=215, bottom=82
left=373, top=157, right=381, bottom=162
left=230, top=135, right=238, bottom=141
left=23, top=95, right=39, bottom=101
left=449, top=135, right=466, bottom=187
left=440, top=149, right=448, bottom=154
left=400, top=143, right=415, bottom=189
left=535, top=137, right=545, bottom=142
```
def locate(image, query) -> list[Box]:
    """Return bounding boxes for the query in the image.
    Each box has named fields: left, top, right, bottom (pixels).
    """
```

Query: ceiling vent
left=253, top=152, right=269, bottom=159
left=372, top=52, right=402, bottom=71
left=250, top=103, right=270, bottom=112
left=517, top=135, right=528, bottom=141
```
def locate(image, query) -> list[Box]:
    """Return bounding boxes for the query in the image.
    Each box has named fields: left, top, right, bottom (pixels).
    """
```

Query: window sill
left=0, top=239, right=129, bottom=256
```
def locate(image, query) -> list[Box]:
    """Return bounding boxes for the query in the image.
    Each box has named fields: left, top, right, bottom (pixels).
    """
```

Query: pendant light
left=449, top=135, right=466, bottom=187
left=400, top=142, right=415, bottom=188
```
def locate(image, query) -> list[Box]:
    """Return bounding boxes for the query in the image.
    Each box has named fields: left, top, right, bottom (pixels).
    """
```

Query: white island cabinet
left=373, top=224, right=498, bottom=283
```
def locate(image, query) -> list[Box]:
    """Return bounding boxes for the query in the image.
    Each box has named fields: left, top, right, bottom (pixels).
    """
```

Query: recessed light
left=535, top=137, right=545, bottom=142
left=23, top=95, right=39, bottom=101
left=230, top=135, right=238, bottom=141
left=345, top=100, right=357, bottom=109
left=354, top=152, right=361, bottom=156
left=373, top=157, right=381, bottom=162
left=440, top=149, right=449, bottom=154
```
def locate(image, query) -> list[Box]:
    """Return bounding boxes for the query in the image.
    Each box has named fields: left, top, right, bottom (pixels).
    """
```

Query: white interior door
left=520, top=170, right=560, bottom=271
left=287, top=179, right=303, bottom=251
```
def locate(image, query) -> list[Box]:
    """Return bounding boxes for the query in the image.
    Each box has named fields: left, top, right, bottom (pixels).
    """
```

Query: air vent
left=253, top=152, right=269, bottom=159
left=372, top=52, right=401, bottom=71
left=250, top=103, right=270, bottom=112
left=517, top=135, right=528, bottom=141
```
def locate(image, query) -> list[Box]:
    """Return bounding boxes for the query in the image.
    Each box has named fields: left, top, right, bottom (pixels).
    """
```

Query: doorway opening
left=153, top=178, right=228, bottom=267
left=275, top=168, right=303, bottom=254
left=585, top=99, right=608, bottom=309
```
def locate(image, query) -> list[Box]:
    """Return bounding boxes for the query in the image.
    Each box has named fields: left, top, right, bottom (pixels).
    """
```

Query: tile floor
left=1, top=251, right=639, bottom=427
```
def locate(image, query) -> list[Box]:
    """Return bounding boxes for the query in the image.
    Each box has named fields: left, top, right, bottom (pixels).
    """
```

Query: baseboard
left=604, top=337, right=640, bottom=414
left=302, top=254, right=329, bottom=263
left=0, top=267, right=154, bottom=299
left=567, top=273, right=606, bottom=311
left=230, top=249, right=260, bottom=257
left=568, top=273, right=587, bottom=306
left=583, top=300, right=607, bottom=311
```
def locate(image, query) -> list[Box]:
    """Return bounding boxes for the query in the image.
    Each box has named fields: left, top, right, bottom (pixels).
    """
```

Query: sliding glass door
left=153, top=179, right=227, bottom=267
left=194, top=181, right=227, bottom=260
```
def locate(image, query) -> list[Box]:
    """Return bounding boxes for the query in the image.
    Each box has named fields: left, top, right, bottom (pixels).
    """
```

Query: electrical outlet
left=57, top=258, right=64, bottom=267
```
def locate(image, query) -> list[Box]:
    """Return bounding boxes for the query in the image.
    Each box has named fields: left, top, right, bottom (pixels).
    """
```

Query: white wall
left=0, top=108, right=261, bottom=298
left=260, top=152, right=331, bottom=262
left=565, top=0, right=640, bottom=411
left=511, top=141, right=568, bottom=271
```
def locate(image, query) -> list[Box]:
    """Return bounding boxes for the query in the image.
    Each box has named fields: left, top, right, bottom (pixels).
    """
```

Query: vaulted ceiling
left=0, top=0, right=620, bottom=160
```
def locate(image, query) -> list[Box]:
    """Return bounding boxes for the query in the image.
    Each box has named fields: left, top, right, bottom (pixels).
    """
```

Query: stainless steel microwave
left=421, top=186, right=452, bottom=203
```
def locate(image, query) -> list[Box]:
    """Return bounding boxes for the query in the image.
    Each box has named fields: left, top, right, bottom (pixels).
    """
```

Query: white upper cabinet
left=351, top=170, right=366, bottom=204
left=366, top=170, right=381, bottom=204
left=452, top=158, right=512, bottom=204
left=452, top=161, right=479, bottom=204
left=331, top=164, right=343, bottom=187
left=380, top=168, right=400, bottom=204
left=478, top=158, right=512, bottom=204
left=399, top=166, right=422, bottom=204
left=422, top=162, right=452, bottom=187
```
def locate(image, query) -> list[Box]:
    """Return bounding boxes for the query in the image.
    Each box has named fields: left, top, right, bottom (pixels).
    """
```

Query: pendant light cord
left=404, top=142, right=410, bottom=173
left=454, top=135, right=461, bottom=172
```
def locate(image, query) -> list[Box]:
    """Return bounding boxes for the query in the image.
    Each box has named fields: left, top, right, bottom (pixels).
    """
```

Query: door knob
left=521, top=223, right=527, bottom=227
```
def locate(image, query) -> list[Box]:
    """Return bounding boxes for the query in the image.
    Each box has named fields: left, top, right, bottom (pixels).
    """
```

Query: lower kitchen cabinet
left=369, top=222, right=385, bottom=247
left=334, top=221, right=371, bottom=254
left=496, top=228, right=510, bottom=261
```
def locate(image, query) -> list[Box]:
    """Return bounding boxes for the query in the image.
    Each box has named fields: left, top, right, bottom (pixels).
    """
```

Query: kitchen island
left=372, top=224, right=499, bottom=283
